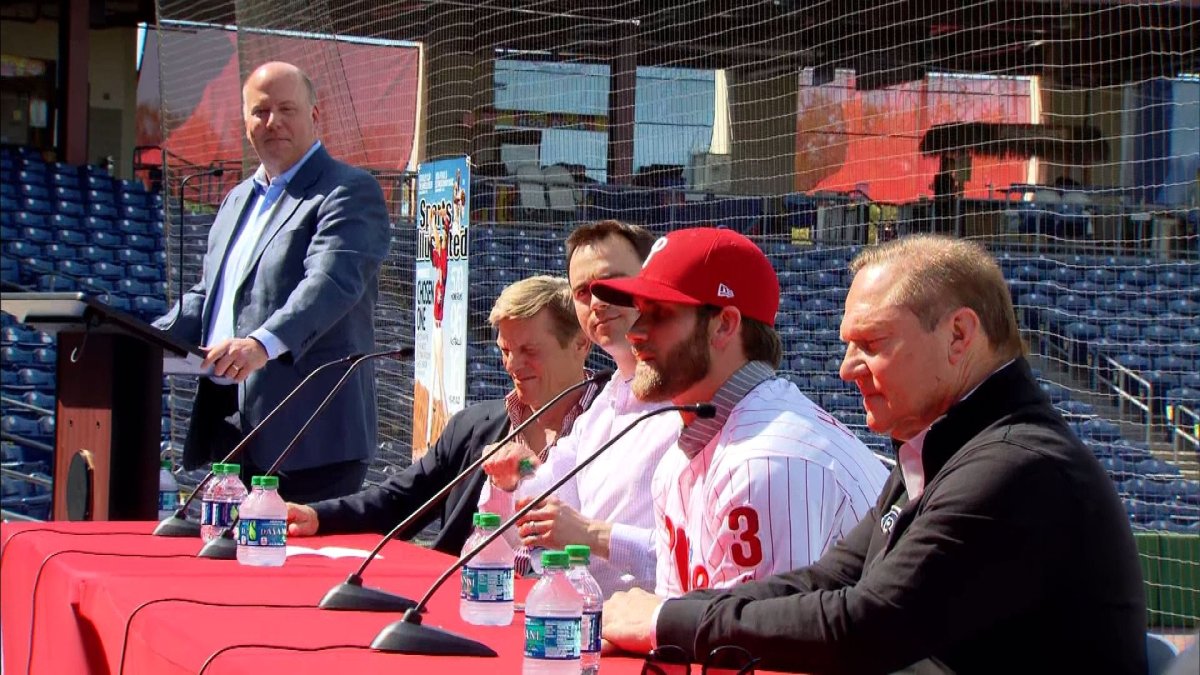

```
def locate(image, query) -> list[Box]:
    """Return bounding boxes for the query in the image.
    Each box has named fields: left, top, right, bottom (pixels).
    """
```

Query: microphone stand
left=175, top=166, right=224, bottom=308
left=319, top=370, right=614, bottom=612
left=198, top=346, right=413, bottom=559
left=153, top=351, right=363, bottom=537
left=370, top=402, right=716, bottom=657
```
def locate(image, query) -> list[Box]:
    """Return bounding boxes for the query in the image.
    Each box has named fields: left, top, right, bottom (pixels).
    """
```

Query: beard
left=631, top=318, right=711, bottom=402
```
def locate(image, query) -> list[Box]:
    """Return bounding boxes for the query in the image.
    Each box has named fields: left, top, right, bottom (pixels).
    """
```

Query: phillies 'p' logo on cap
left=591, top=228, right=780, bottom=326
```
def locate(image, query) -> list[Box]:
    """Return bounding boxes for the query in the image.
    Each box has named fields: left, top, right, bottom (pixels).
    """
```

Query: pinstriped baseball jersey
left=652, top=375, right=889, bottom=597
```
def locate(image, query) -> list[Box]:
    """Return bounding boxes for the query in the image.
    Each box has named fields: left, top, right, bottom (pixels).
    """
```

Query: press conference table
left=0, top=521, right=656, bottom=675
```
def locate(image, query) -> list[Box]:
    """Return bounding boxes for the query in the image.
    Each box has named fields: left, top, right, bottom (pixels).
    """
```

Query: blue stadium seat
left=116, top=249, right=150, bottom=265
left=13, top=211, right=46, bottom=228
left=42, top=243, right=77, bottom=261
left=85, top=175, right=113, bottom=192
left=49, top=172, right=80, bottom=189
left=116, top=218, right=150, bottom=236
left=81, top=276, right=116, bottom=293
left=0, top=346, right=34, bottom=368
left=124, top=234, right=156, bottom=251
left=56, top=259, right=91, bottom=277
left=54, top=228, right=87, bottom=246
left=1167, top=298, right=1199, bottom=317
left=120, top=205, right=150, bottom=221
left=15, top=368, right=54, bottom=390
left=5, top=241, right=42, bottom=258
left=1165, top=387, right=1200, bottom=408
left=133, top=296, right=168, bottom=317
left=1079, top=418, right=1121, bottom=441
left=1135, top=459, right=1182, bottom=480
left=78, top=245, right=116, bottom=263
left=115, top=190, right=147, bottom=207
left=1144, top=324, right=1180, bottom=344
left=83, top=216, right=115, bottom=233
left=1057, top=400, right=1095, bottom=418
left=128, top=264, right=161, bottom=281
left=89, top=230, right=123, bottom=248
left=88, top=202, right=119, bottom=219
left=18, top=183, right=50, bottom=200
left=53, top=186, right=83, bottom=202
left=18, top=256, right=54, bottom=278
left=90, top=261, right=125, bottom=280
left=1119, top=268, right=1154, bottom=288
left=31, top=347, right=55, bottom=366
left=55, top=200, right=86, bottom=217
left=22, top=197, right=52, bottom=215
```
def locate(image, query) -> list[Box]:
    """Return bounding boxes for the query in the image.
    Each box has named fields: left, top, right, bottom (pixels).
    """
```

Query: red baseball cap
left=591, top=228, right=780, bottom=325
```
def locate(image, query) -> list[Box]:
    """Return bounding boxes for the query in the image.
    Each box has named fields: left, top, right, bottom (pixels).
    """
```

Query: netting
left=145, top=0, right=1197, bottom=627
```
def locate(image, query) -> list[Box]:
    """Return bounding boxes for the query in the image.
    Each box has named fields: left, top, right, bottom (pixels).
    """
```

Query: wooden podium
left=0, top=292, right=204, bottom=520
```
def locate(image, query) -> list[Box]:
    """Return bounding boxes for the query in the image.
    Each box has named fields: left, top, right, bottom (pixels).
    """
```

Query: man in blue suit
left=155, top=62, right=390, bottom=502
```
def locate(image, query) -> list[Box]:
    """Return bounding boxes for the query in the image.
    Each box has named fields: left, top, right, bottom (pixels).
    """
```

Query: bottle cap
left=564, top=544, right=591, bottom=564
left=257, top=475, right=278, bottom=489
left=472, top=512, right=482, bottom=526
left=477, top=512, right=501, bottom=529
left=250, top=476, right=262, bottom=487
left=540, top=550, right=570, bottom=570
left=225, top=463, right=241, bottom=475
left=160, top=459, right=172, bottom=471
left=517, top=457, right=536, bottom=477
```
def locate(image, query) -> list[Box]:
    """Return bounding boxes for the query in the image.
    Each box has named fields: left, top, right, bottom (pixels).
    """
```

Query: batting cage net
left=146, top=0, right=1196, bottom=627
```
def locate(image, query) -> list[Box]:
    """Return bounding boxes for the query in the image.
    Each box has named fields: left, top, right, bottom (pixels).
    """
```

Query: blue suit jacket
left=311, top=399, right=510, bottom=555
left=157, top=146, right=391, bottom=472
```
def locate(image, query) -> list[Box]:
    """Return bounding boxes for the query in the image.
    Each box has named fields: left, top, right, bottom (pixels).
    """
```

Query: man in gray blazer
left=156, top=61, right=390, bottom=502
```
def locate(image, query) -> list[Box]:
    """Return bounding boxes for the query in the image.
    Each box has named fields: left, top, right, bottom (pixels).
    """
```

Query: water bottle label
left=524, top=616, right=581, bottom=660
left=461, top=566, right=514, bottom=602
left=237, top=518, right=287, bottom=547
left=158, top=490, right=178, bottom=512
left=582, top=609, right=602, bottom=654
left=203, top=500, right=239, bottom=528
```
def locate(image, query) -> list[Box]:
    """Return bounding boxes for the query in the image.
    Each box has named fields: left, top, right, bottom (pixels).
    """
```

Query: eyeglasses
left=640, top=644, right=759, bottom=675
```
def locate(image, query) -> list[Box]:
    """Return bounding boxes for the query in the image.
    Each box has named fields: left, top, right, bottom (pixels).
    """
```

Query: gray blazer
left=157, top=146, right=391, bottom=472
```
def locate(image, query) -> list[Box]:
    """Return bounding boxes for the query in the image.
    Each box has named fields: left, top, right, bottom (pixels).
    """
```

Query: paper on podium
left=163, top=352, right=211, bottom=376
left=285, top=545, right=380, bottom=560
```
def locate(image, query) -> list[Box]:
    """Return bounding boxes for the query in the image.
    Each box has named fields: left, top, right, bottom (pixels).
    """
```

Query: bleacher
left=464, top=196, right=1200, bottom=537
left=0, top=144, right=172, bottom=519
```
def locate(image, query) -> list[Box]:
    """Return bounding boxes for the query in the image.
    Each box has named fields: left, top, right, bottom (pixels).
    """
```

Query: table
left=0, top=521, right=653, bottom=674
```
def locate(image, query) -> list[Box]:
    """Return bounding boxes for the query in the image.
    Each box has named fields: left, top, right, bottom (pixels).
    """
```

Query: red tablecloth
left=0, top=522, right=652, bottom=674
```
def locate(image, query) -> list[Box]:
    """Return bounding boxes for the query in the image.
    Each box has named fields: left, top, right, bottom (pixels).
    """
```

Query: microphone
left=198, top=346, right=414, bottom=558
left=370, top=402, right=717, bottom=657
left=175, top=165, right=225, bottom=309
left=319, top=369, right=615, bottom=612
left=154, top=350, right=364, bottom=537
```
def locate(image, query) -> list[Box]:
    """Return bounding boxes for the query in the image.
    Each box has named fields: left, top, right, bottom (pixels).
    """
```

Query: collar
left=502, top=370, right=602, bottom=460
left=252, top=140, right=322, bottom=193
left=915, top=357, right=1042, bottom=484
left=677, top=360, right=774, bottom=459
left=894, top=358, right=1016, bottom=499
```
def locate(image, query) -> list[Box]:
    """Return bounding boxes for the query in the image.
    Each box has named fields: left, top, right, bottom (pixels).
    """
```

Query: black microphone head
left=211, top=167, right=225, bottom=177
left=691, top=402, right=717, bottom=419
left=392, top=345, right=415, bottom=359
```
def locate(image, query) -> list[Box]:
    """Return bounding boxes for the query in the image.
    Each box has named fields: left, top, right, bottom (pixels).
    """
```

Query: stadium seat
left=19, top=183, right=50, bottom=200
left=13, top=211, right=46, bottom=228
left=90, top=230, right=123, bottom=248
left=56, top=200, right=86, bottom=217
left=22, top=197, right=52, bottom=214
left=116, top=249, right=151, bottom=265
left=79, top=245, right=116, bottom=263
left=116, top=218, right=150, bottom=236
left=91, top=261, right=126, bottom=280
left=88, top=203, right=119, bottom=219
left=4, top=241, right=42, bottom=258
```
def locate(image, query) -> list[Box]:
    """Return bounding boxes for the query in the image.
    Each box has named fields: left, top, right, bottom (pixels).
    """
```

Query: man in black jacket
left=603, top=235, right=1147, bottom=673
left=284, top=275, right=599, bottom=554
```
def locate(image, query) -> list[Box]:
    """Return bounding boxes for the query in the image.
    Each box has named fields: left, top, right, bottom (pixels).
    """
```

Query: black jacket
left=657, top=358, right=1147, bottom=674
left=311, top=399, right=510, bottom=555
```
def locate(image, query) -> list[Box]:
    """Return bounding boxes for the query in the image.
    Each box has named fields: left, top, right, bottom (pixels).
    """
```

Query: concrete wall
left=0, top=19, right=138, bottom=178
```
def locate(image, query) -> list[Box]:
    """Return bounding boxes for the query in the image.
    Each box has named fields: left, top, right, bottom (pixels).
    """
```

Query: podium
left=0, top=292, right=204, bottom=521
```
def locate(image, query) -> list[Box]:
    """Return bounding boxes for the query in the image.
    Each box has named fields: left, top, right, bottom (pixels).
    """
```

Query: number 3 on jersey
left=727, top=505, right=764, bottom=567
left=666, top=506, right=764, bottom=592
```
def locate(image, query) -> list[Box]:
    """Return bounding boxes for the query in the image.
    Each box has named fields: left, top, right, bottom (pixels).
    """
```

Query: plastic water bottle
left=514, top=458, right=547, bottom=577
left=201, top=463, right=247, bottom=542
left=237, top=475, right=287, bottom=567
left=523, top=550, right=582, bottom=675
left=157, top=459, right=179, bottom=521
left=461, top=512, right=515, bottom=625
left=565, top=544, right=603, bottom=675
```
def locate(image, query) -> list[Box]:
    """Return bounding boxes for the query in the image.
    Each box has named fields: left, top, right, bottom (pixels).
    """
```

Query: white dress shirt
left=477, top=374, right=682, bottom=597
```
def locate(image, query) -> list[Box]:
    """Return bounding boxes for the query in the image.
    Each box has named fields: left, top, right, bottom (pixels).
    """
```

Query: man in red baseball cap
left=591, top=228, right=887, bottom=603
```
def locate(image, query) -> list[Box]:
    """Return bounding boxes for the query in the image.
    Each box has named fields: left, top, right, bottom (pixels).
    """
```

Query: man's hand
left=602, top=588, right=663, bottom=656
left=202, top=337, right=269, bottom=383
left=286, top=502, right=319, bottom=536
left=481, top=438, right=537, bottom=492
left=515, top=495, right=610, bottom=556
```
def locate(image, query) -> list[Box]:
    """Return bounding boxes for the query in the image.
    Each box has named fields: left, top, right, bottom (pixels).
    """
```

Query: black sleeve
left=310, top=407, right=478, bottom=535
left=658, top=445, right=1062, bottom=674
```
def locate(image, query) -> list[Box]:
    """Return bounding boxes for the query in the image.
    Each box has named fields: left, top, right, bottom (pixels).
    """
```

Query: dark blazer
left=310, top=399, right=510, bottom=555
left=657, top=358, right=1147, bottom=674
left=156, top=145, right=391, bottom=473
